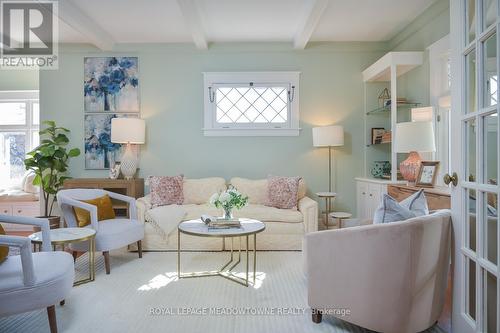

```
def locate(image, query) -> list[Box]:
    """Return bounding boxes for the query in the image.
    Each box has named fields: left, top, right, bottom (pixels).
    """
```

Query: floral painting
left=84, top=113, right=138, bottom=169
left=84, top=57, right=139, bottom=112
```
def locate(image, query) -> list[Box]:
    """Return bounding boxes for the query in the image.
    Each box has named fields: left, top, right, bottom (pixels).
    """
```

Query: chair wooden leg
left=312, top=310, right=322, bottom=324
left=47, top=305, right=58, bottom=333
left=103, top=251, right=110, bottom=274
left=72, top=251, right=78, bottom=262
left=137, top=240, right=142, bottom=258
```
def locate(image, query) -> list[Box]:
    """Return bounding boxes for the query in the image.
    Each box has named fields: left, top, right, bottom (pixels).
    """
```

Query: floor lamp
left=312, top=125, right=344, bottom=192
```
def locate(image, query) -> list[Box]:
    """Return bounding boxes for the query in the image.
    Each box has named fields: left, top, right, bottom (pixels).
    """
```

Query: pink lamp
left=395, top=121, right=436, bottom=183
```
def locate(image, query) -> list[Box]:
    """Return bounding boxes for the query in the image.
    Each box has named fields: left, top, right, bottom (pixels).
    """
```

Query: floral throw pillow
left=149, top=175, right=184, bottom=207
left=266, top=175, right=302, bottom=210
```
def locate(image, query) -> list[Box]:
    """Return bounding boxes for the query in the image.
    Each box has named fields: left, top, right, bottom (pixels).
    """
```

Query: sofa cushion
left=234, top=204, right=303, bottom=223
left=267, top=175, right=302, bottom=209
left=183, top=177, right=226, bottom=204
left=230, top=177, right=306, bottom=205
left=73, top=194, right=116, bottom=227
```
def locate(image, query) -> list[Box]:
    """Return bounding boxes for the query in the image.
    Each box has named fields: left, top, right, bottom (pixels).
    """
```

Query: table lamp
left=111, top=118, right=145, bottom=180
left=395, top=121, right=436, bottom=182
left=312, top=125, right=344, bottom=192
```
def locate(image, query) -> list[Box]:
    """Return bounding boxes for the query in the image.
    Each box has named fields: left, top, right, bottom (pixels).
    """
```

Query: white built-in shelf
left=362, top=52, right=423, bottom=82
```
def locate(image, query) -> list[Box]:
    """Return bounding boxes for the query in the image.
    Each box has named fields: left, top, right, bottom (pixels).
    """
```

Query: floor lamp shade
left=111, top=118, right=146, bottom=180
left=395, top=121, right=436, bottom=182
left=312, top=125, right=344, bottom=192
left=312, top=125, right=344, bottom=147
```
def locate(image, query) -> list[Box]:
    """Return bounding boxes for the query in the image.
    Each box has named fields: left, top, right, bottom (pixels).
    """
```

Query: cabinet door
left=356, top=181, right=368, bottom=218
left=12, top=203, right=39, bottom=217
left=368, top=184, right=385, bottom=217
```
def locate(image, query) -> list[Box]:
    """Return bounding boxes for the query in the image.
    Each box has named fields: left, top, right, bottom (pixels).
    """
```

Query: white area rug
left=0, top=250, right=445, bottom=333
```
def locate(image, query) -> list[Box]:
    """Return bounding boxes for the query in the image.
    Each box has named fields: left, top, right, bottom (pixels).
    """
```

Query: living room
left=0, top=1, right=497, bottom=333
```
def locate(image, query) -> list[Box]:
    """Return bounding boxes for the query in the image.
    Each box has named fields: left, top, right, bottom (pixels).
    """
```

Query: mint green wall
left=40, top=42, right=387, bottom=213
left=0, top=69, right=39, bottom=90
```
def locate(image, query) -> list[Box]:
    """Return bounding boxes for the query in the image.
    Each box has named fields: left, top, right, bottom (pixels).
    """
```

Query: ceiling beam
left=37, top=0, right=114, bottom=51
left=177, top=0, right=208, bottom=50
left=293, top=0, right=329, bottom=50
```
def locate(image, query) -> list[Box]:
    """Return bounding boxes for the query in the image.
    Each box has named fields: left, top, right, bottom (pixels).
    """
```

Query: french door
left=451, top=0, right=500, bottom=332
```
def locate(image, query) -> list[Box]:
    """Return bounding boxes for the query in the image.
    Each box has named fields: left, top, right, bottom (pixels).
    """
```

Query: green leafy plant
left=24, top=121, right=80, bottom=217
left=209, top=187, right=249, bottom=219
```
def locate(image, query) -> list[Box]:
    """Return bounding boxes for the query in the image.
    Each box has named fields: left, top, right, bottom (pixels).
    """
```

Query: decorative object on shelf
left=84, top=57, right=139, bottom=112
left=24, top=121, right=81, bottom=229
left=209, top=187, right=249, bottom=220
left=371, top=128, right=385, bottom=144
left=84, top=113, right=138, bottom=169
left=111, top=118, right=146, bottom=179
left=382, top=131, right=391, bottom=143
left=371, top=161, right=391, bottom=179
left=109, top=162, right=121, bottom=179
left=415, top=161, right=440, bottom=187
left=312, top=125, right=344, bottom=192
left=395, top=121, right=436, bottom=183
left=378, top=88, right=390, bottom=107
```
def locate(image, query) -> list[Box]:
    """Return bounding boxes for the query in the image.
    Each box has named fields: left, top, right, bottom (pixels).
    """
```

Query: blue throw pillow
left=373, top=189, right=429, bottom=224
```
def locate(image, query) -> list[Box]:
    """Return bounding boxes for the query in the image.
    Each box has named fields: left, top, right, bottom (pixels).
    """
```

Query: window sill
left=203, top=128, right=301, bottom=137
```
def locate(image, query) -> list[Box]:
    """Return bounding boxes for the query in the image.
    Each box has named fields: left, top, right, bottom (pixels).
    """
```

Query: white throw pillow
left=373, top=189, right=429, bottom=224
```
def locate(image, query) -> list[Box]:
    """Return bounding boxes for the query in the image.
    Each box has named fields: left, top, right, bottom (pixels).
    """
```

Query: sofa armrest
left=298, top=196, right=318, bottom=233
left=136, top=195, right=151, bottom=224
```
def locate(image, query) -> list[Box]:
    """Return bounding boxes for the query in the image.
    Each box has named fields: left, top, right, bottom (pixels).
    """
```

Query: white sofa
left=305, top=210, right=451, bottom=333
left=136, top=177, right=318, bottom=250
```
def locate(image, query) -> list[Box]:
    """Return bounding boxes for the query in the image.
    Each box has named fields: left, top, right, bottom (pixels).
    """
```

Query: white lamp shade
left=111, top=118, right=145, bottom=144
left=395, top=121, right=436, bottom=153
left=312, top=125, right=344, bottom=147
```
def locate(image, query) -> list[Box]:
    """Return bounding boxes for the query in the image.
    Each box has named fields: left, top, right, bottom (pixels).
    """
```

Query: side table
left=316, top=192, right=337, bottom=229
left=29, top=228, right=96, bottom=286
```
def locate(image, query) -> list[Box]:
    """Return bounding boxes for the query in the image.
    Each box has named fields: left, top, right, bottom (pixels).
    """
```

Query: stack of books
left=201, top=215, right=241, bottom=229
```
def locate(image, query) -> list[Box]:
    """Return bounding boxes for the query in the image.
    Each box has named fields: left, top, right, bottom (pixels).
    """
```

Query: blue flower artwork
left=84, top=57, right=139, bottom=112
left=84, top=114, right=138, bottom=169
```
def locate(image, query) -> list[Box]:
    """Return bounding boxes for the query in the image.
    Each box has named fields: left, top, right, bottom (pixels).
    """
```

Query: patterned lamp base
left=399, top=151, right=422, bottom=182
left=120, top=143, right=138, bottom=180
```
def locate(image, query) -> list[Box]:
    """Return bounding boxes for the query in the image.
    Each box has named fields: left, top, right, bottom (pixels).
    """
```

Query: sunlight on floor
left=137, top=272, right=267, bottom=291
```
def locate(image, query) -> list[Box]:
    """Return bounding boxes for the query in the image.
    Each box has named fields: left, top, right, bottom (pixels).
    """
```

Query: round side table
left=29, top=227, right=96, bottom=286
left=316, top=192, right=337, bottom=229
left=328, top=212, right=352, bottom=230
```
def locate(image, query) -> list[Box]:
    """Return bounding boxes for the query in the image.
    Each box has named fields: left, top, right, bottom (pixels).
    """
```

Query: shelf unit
left=362, top=51, right=423, bottom=181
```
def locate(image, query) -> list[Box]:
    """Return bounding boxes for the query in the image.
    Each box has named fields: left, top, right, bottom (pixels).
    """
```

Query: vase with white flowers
left=209, top=187, right=249, bottom=220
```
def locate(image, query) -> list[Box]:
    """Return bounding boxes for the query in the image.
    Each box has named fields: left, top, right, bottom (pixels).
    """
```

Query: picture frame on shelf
left=371, top=128, right=385, bottom=144
left=416, top=161, right=440, bottom=187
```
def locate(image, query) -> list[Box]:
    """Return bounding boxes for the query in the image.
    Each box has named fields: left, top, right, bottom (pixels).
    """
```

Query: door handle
left=444, top=172, right=458, bottom=186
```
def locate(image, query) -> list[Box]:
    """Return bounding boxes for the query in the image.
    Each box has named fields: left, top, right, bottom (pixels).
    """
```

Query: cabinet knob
left=3, top=210, right=7, bottom=213
left=17, top=210, right=22, bottom=213
left=443, top=172, right=458, bottom=186
left=362, top=192, right=366, bottom=195
left=369, top=194, right=373, bottom=197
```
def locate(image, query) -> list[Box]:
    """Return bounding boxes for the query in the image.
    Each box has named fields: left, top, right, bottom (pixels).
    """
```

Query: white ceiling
left=37, top=0, right=440, bottom=49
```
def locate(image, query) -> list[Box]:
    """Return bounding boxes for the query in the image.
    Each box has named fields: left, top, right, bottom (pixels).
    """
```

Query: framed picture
left=416, top=161, right=440, bottom=187
left=84, top=113, right=139, bottom=169
left=84, top=57, right=139, bottom=112
left=371, top=128, right=385, bottom=144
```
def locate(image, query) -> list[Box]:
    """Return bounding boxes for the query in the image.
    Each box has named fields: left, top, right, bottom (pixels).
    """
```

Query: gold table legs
left=177, top=231, right=258, bottom=287
left=73, top=236, right=95, bottom=286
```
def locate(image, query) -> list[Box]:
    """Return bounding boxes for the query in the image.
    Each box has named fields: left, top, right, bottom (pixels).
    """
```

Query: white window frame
left=203, top=72, right=300, bottom=136
left=0, top=90, right=40, bottom=185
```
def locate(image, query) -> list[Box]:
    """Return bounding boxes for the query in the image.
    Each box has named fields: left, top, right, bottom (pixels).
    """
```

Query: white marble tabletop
left=29, top=227, right=96, bottom=244
left=178, top=219, right=265, bottom=237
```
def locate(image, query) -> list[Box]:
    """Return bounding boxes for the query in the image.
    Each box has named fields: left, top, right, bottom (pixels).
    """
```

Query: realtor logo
left=0, top=0, right=58, bottom=69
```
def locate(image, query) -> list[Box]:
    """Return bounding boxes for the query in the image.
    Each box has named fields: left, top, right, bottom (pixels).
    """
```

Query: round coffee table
left=29, top=227, right=96, bottom=286
left=177, top=219, right=265, bottom=287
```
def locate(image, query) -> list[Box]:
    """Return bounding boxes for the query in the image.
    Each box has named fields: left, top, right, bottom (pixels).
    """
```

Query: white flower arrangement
left=209, top=186, right=249, bottom=219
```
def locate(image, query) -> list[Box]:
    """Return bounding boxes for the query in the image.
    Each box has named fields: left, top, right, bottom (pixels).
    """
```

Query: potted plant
left=24, top=121, right=80, bottom=229
left=209, top=187, right=249, bottom=220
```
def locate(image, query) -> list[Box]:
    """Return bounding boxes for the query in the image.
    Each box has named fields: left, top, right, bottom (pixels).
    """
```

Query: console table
left=63, top=178, right=144, bottom=216
left=387, top=184, right=451, bottom=210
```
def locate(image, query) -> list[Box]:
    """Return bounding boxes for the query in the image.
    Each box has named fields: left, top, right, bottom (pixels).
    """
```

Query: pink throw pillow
left=267, top=175, right=302, bottom=210
left=149, top=175, right=184, bottom=207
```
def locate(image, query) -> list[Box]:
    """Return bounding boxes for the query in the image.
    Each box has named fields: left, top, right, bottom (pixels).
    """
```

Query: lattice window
left=203, top=72, right=300, bottom=136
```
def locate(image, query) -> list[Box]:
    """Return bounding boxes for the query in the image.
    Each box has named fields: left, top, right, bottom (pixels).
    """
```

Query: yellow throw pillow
left=73, top=194, right=116, bottom=227
left=0, top=224, right=8, bottom=263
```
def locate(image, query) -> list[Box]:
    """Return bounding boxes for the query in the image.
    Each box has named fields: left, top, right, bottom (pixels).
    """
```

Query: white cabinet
left=0, top=201, right=40, bottom=231
left=355, top=178, right=401, bottom=219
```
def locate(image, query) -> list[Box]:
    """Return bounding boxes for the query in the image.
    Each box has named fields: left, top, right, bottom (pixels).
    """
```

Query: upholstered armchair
left=305, top=210, right=451, bottom=333
left=0, top=215, right=74, bottom=333
left=57, top=189, right=144, bottom=274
